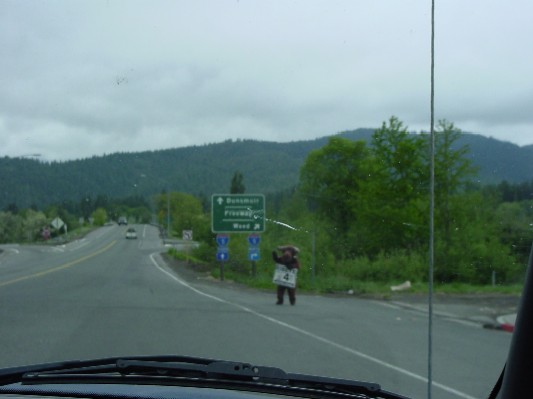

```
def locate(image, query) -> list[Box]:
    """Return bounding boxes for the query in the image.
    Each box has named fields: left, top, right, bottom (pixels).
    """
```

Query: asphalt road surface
left=0, top=225, right=512, bottom=399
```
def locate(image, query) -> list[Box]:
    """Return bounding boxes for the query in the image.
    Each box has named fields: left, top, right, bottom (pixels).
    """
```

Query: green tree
left=3, top=203, right=19, bottom=214
left=92, top=208, right=108, bottom=226
left=129, top=206, right=152, bottom=224
left=360, top=116, right=428, bottom=254
left=298, top=116, right=482, bottom=262
left=155, top=192, right=209, bottom=242
left=433, top=192, right=520, bottom=284
left=495, top=200, right=533, bottom=265
left=45, top=205, right=79, bottom=231
left=300, top=136, right=370, bottom=256
left=0, top=211, right=22, bottom=243
left=230, top=171, right=245, bottom=194
left=371, top=116, right=426, bottom=199
left=21, top=209, right=48, bottom=241
left=428, top=120, right=476, bottom=248
left=80, top=196, right=93, bottom=219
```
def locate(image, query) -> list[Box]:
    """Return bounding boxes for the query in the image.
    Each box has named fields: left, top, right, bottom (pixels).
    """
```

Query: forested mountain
left=1, top=129, right=532, bottom=209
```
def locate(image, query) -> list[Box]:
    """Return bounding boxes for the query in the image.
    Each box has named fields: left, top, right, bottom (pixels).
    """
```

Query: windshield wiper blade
left=116, top=358, right=289, bottom=383
left=0, top=356, right=210, bottom=385
left=114, top=358, right=406, bottom=398
left=5, top=356, right=410, bottom=399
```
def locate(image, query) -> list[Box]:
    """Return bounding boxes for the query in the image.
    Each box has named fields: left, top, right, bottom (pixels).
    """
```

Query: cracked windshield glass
left=1, top=1, right=532, bottom=398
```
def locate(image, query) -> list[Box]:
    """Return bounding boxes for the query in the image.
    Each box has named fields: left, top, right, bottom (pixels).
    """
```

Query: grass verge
left=166, top=248, right=523, bottom=296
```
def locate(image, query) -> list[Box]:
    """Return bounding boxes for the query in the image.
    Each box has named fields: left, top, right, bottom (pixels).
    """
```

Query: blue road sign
left=248, top=234, right=261, bottom=246
left=216, top=249, right=229, bottom=262
left=216, top=234, right=230, bottom=247
left=248, top=248, right=260, bottom=261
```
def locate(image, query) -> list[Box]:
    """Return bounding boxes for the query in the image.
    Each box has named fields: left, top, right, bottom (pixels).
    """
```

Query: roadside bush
left=191, top=241, right=216, bottom=263
left=331, top=250, right=427, bottom=283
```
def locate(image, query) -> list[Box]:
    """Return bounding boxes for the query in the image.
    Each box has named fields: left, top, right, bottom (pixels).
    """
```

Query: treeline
left=0, top=195, right=152, bottom=243
left=2, top=127, right=533, bottom=211
left=491, top=180, right=533, bottom=202
left=3, top=117, right=532, bottom=289
left=159, top=117, right=532, bottom=289
left=0, top=139, right=308, bottom=209
left=293, top=118, right=531, bottom=285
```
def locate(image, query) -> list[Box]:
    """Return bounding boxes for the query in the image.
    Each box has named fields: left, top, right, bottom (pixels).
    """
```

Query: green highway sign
left=211, top=194, right=265, bottom=233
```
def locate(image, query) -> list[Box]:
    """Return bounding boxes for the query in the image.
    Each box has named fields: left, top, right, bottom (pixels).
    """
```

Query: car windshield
left=1, top=1, right=532, bottom=399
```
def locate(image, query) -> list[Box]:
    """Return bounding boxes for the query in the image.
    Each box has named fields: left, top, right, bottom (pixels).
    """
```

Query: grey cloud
left=1, top=0, right=533, bottom=161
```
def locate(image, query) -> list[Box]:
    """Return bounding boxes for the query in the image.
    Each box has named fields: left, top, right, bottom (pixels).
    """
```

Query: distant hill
left=1, top=129, right=532, bottom=209
left=455, top=135, right=533, bottom=183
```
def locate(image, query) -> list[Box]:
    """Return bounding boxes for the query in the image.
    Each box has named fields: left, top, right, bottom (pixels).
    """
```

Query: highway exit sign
left=211, top=194, right=265, bottom=233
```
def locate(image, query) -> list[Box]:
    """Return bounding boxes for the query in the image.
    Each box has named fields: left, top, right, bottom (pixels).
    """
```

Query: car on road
left=118, top=216, right=128, bottom=226
left=125, top=227, right=137, bottom=239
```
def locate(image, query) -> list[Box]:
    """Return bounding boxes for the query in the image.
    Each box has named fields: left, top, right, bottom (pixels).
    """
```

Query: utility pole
left=166, top=191, right=170, bottom=238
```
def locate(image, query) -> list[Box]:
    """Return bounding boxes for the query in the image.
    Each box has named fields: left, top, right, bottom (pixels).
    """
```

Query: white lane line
left=149, top=253, right=478, bottom=399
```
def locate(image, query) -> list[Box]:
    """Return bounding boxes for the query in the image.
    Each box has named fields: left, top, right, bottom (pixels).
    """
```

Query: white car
left=125, top=228, right=137, bottom=239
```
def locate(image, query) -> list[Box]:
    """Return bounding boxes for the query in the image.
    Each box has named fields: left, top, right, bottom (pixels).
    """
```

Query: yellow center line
left=0, top=240, right=117, bottom=288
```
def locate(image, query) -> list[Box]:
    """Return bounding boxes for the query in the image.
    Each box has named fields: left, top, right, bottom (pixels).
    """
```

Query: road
left=0, top=225, right=511, bottom=399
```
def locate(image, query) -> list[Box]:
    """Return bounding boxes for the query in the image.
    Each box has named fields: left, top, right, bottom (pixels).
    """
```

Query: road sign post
left=181, top=230, right=193, bottom=263
left=248, top=233, right=261, bottom=277
left=216, top=234, right=230, bottom=281
left=211, top=196, right=265, bottom=279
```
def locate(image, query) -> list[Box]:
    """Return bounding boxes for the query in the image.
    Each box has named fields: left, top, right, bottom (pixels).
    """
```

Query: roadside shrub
left=331, top=250, right=427, bottom=283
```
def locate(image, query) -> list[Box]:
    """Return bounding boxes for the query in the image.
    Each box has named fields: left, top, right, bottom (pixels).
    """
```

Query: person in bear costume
left=272, top=245, right=300, bottom=305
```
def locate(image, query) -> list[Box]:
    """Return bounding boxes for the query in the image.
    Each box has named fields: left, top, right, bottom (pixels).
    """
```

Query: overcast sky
left=1, top=0, right=532, bottom=161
